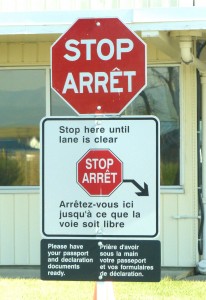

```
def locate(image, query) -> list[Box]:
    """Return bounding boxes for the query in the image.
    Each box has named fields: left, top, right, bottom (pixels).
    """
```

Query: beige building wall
left=0, top=39, right=198, bottom=266
left=0, top=0, right=199, bottom=12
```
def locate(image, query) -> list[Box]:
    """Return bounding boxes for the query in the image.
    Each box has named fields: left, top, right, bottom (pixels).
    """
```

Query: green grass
left=0, top=277, right=206, bottom=300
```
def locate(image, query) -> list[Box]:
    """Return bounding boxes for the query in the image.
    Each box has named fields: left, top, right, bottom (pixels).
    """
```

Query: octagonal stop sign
left=77, top=149, right=123, bottom=196
left=51, top=18, right=146, bottom=115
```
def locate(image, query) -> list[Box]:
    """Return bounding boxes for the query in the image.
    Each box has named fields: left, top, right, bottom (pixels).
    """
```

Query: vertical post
left=197, top=74, right=206, bottom=274
left=93, top=282, right=116, bottom=300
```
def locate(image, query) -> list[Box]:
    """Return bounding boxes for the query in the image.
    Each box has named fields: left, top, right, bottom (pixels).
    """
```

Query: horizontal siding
left=0, top=193, right=40, bottom=265
left=0, top=42, right=51, bottom=66
left=0, top=41, right=199, bottom=267
left=160, top=63, right=199, bottom=267
left=161, top=193, right=179, bottom=266
left=178, top=194, right=197, bottom=266
left=0, top=40, right=174, bottom=67
left=0, top=194, right=15, bottom=264
left=0, top=0, right=197, bottom=12
left=160, top=193, right=198, bottom=267
left=0, top=191, right=198, bottom=266
left=14, top=194, right=30, bottom=264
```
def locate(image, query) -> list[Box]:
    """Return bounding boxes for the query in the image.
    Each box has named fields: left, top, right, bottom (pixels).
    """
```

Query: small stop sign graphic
left=51, top=18, right=146, bottom=115
left=77, top=149, right=123, bottom=196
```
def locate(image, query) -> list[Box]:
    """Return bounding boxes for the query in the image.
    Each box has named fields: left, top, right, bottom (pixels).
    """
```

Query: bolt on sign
left=41, top=117, right=159, bottom=238
left=51, top=18, right=146, bottom=115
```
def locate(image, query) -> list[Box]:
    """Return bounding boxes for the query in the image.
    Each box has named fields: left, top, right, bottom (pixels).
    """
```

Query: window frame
left=0, top=64, right=183, bottom=193
left=155, top=63, right=183, bottom=193
left=0, top=66, right=49, bottom=193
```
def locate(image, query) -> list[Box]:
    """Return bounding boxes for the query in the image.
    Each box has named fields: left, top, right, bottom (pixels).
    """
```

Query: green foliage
left=114, top=277, right=206, bottom=299
left=0, top=277, right=206, bottom=300
left=0, top=149, right=24, bottom=185
left=161, top=162, right=179, bottom=186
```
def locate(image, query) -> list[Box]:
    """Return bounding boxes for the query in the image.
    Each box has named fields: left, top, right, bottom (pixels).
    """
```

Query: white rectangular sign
left=41, top=116, right=159, bottom=238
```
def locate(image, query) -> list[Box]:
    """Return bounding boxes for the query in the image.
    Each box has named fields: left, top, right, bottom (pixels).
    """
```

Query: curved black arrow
left=123, top=179, right=149, bottom=196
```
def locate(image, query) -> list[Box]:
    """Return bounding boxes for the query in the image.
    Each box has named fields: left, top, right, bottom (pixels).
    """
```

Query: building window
left=51, top=89, right=77, bottom=116
left=0, top=69, right=46, bottom=186
left=51, top=66, right=180, bottom=186
left=0, top=66, right=179, bottom=187
left=124, top=66, right=180, bottom=186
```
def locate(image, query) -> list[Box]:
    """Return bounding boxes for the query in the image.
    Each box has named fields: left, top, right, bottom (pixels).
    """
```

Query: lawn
left=0, top=277, right=206, bottom=300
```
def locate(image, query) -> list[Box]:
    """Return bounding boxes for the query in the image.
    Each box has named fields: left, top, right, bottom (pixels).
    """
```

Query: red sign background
left=77, top=149, right=123, bottom=196
left=51, top=18, right=146, bottom=114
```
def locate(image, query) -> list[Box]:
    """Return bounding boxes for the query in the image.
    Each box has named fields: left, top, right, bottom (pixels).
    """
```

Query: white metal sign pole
left=93, top=282, right=116, bottom=300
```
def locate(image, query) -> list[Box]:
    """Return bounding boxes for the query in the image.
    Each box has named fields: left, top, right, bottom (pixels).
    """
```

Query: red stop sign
left=51, top=18, right=146, bottom=115
left=77, top=149, right=123, bottom=196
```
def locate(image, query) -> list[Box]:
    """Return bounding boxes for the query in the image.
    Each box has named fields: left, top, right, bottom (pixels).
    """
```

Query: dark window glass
left=51, top=66, right=180, bottom=186
left=0, top=69, right=46, bottom=186
left=51, top=89, right=77, bottom=116
left=123, top=66, right=180, bottom=186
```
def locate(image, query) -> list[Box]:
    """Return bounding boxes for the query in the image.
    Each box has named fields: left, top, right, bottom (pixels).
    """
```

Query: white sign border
left=41, top=116, right=160, bottom=239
